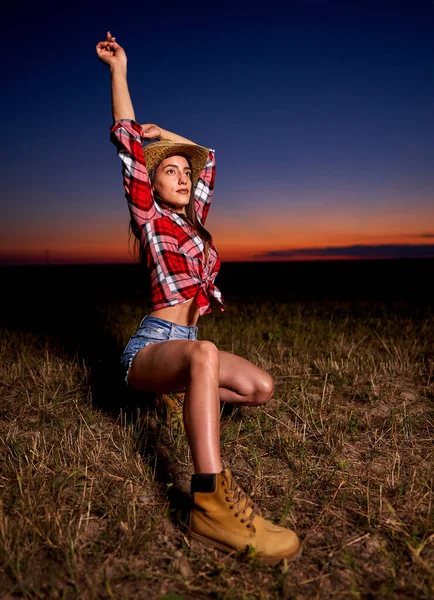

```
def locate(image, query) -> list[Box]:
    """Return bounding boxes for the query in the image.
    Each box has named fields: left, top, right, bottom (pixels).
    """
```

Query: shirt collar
left=162, top=207, right=192, bottom=229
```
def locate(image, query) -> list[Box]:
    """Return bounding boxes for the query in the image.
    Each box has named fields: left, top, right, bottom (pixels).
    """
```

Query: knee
left=253, top=374, right=274, bottom=406
left=189, top=340, right=219, bottom=372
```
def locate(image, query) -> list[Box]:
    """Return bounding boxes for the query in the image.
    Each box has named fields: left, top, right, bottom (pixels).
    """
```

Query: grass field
left=1, top=299, right=433, bottom=599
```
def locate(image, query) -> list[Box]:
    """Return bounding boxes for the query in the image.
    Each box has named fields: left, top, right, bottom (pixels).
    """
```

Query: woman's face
left=152, top=155, right=192, bottom=213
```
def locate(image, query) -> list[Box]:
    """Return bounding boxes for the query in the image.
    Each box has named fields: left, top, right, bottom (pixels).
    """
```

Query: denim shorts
left=121, top=315, right=198, bottom=385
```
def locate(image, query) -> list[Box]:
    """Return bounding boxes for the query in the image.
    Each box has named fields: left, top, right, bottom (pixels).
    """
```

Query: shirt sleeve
left=110, top=119, right=158, bottom=226
left=194, top=150, right=216, bottom=226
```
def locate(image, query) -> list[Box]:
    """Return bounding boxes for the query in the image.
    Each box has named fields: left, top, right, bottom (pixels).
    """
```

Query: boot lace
left=223, top=478, right=261, bottom=530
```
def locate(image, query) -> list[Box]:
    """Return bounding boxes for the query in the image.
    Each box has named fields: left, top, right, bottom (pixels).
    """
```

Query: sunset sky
left=1, top=0, right=434, bottom=264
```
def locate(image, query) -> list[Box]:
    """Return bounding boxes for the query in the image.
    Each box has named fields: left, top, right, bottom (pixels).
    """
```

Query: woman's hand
left=96, top=31, right=127, bottom=69
left=141, top=124, right=162, bottom=140
left=142, top=125, right=196, bottom=145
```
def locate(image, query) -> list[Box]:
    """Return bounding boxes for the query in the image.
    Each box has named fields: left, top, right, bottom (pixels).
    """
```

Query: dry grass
left=1, top=300, right=433, bottom=599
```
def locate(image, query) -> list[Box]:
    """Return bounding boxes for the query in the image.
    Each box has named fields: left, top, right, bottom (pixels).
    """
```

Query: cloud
left=255, top=244, right=434, bottom=260
left=380, top=233, right=434, bottom=240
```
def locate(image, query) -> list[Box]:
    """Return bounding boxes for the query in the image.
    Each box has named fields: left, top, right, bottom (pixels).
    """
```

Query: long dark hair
left=128, top=155, right=213, bottom=264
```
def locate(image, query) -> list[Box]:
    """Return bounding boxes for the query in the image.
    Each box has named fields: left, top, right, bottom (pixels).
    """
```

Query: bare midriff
left=149, top=296, right=201, bottom=328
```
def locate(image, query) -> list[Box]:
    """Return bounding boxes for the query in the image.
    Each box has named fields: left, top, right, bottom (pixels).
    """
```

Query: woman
left=96, top=32, right=300, bottom=563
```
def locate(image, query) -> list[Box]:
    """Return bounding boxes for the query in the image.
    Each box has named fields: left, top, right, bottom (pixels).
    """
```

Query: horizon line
left=1, top=256, right=434, bottom=267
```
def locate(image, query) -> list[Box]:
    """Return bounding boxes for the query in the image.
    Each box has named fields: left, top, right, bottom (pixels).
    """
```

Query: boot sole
left=189, top=530, right=302, bottom=564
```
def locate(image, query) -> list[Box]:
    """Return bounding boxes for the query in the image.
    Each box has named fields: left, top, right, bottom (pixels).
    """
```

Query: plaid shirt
left=110, top=119, right=225, bottom=316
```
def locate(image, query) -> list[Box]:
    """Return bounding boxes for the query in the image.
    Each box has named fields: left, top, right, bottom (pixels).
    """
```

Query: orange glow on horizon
left=2, top=236, right=434, bottom=265
left=1, top=204, right=433, bottom=264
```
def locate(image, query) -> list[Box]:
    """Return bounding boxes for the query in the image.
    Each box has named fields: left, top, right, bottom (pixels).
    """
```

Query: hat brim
left=143, top=141, right=209, bottom=184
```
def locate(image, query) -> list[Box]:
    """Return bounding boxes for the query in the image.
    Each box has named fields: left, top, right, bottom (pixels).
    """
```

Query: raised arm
left=96, top=32, right=157, bottom=224
left=96, top=31, right=134, bottom=122
left=194, top=150, right=216, bottom=225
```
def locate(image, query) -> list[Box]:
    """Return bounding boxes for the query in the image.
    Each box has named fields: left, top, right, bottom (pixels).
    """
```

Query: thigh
left=218, top=350, right=272, bottom=397
left=128, top=339, right=196, bottom=393
left=128, top=340, right=271, bottom=397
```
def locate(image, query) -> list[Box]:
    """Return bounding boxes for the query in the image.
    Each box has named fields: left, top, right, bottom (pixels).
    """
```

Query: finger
left=96, top=42, right=110, bottom=53
left=96, top=42, right=108, bottom=52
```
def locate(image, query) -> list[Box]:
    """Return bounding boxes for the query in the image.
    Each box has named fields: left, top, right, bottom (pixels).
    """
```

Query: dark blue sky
left=2, top=0, right=434, bottom=263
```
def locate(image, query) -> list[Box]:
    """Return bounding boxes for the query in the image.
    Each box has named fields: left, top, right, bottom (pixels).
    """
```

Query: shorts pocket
left=136, top=325, right=168, bottom=341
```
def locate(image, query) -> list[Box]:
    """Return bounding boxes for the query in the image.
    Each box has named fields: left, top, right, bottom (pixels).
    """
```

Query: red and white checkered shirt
left=110, top=119, right=225, bottom=316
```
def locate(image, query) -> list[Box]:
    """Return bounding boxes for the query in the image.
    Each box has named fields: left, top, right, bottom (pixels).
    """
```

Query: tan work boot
left=189, top=469, right=301, bottom=564
left=154, top=389, right=185, bottom=431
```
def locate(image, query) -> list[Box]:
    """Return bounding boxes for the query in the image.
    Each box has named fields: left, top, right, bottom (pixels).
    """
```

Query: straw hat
left=143, top=140, right=209, bottom=184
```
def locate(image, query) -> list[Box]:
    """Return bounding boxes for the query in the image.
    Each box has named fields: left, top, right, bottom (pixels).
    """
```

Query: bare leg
left=128, top=339, right=221, bottom=473
left=127, top=343, right=274, bottom=473
left=183, top=342, right=221, bottom=473
left=217, top=351, right=274, bottom=406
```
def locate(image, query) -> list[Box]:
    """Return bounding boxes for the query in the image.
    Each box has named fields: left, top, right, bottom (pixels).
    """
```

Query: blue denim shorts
left=121, top=315, right=198, bottom=385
